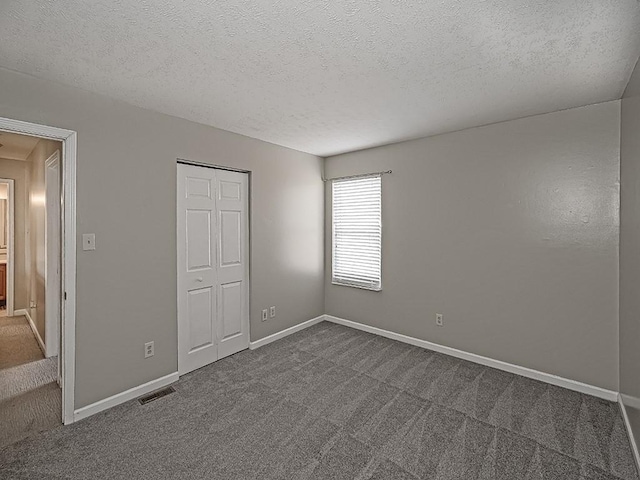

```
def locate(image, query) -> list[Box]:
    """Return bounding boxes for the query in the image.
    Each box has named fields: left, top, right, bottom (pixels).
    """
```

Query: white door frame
left=44, top=150, right=61, bottom=359
left=0, top=117, right=77, bottom=425
left=0, top=178, right=15, bottom=316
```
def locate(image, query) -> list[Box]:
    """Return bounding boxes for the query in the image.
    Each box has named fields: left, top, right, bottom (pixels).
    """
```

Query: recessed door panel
left=186, top=210, right=212, bottom=271
left=219, top=181, right=241, bottom=200
left=220, top=281, right=242, bottom=340
left=220, top=210, right=241, bottom=267
left=188, top=287, right=214, bottom=351
left=186, top=177, right=212, bottom=198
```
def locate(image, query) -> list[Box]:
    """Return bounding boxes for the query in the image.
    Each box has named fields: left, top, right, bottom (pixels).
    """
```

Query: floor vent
left=138, top=386, right=176, bottom=405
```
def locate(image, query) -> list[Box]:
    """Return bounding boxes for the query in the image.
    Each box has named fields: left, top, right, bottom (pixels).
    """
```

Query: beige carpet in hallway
left=0, top=315, right=61, bottom=449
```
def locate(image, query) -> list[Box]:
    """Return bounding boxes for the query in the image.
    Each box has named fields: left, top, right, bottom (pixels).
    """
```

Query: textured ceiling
left=0, top=131, right=39, bottom=161
left=0, top=1, right=639, bottom=157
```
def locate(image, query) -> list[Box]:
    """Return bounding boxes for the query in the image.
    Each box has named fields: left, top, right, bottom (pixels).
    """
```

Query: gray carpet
left=0, top=315, right=46, bottom=370
left=0, top=321, right=637, bottom=479
left=0, top=315, right=61, bottom=449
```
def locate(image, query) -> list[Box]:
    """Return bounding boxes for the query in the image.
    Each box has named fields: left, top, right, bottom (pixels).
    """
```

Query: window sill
left=332, top=281, right=382, bottom=292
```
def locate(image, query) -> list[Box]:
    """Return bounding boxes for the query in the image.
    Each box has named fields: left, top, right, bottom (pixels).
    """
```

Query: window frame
left=331, top=174, right=382, bottom=292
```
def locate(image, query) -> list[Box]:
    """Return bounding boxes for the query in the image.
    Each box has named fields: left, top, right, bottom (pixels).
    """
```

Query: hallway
left=0, top=314, right=60, bottom=449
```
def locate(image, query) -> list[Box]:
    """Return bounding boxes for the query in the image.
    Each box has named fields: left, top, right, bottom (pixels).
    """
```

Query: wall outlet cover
left=82, top=233, right=96, bottom=251
left=144, top=341, right=154, bottom=358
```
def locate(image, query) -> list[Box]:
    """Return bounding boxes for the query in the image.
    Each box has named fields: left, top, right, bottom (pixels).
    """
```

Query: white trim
left=249, top=315, right=325, bottom=350
left=324, top=315, right=619, bottom=401
left=76, top=314, right=322, bottom=421
left=17, top=308, right=46, bottom=355
left=619, top=394, right=640, bottom=474
left=73, top=373, right=179, bottom=422
left=0, top=178, right=15, bottom=316
left=62, top=130, right=77, bottom=425
left=622, top=393, right=640, bottom=410
left=0, top=117, right=77, bottom=425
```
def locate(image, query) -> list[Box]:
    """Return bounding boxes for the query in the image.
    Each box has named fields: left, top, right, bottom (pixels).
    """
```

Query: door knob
left=196, top=277, right=203, bottom=282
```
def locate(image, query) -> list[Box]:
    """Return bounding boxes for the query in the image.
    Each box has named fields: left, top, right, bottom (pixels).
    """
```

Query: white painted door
left=45, top=151, right=61, bottom=359
left=177, top=164, right=249, bottom=375
left=177, top=164, right=218, bottom=375
left=214, top=169, right=249, bottom=359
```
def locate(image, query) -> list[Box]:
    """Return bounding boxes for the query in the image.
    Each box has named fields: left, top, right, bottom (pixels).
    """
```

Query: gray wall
left=620, top=57, right=640, bottom=446
left=27, top=139, right=62, bottom=342
left=0, top=67, right=325, bottom=408
left=0, top=62, right=625, bottom=410
left=0, top=157, right=31, bottom=311
left=325, top=102, right=620, bottom=390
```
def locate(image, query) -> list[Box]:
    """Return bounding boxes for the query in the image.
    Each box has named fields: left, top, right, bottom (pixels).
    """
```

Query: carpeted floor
left=0, top=315, right=45, bottom=370
left=0, top=315, right=61, bottom=449
left=0, top=321, right=637, bottom=479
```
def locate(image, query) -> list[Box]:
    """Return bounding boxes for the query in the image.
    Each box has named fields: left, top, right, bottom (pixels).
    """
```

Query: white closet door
left=177, top=164, right=218, bottom=375
left=215, top=169, right=249, bottom=359
left=177, top=164, right=249, bottom=375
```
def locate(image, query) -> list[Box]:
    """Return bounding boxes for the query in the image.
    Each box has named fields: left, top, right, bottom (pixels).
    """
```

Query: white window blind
left=332, top=175, right=382, bottom=291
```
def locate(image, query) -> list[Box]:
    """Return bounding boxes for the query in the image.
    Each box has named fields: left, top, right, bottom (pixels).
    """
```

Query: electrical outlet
left=261, top=309, right=268, bottom=321
left=269, top=306, right=276, bottom=318
left=144, top=341, right=154, bottom=358
left=436, top=314, right=444, bottom=327
left=82, top=233, right=96, bottom=251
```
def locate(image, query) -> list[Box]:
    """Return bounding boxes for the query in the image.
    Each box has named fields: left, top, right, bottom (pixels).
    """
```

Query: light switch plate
left=82, top=233, right=96, bottom=251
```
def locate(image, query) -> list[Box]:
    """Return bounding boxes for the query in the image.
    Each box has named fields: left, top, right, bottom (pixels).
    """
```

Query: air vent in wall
left=138, top=386, right=176, bottom=405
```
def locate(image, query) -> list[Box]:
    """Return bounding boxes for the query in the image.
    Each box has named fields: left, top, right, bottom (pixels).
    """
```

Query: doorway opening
left=0, top=178, right=15, bottom=318
left=0, top=118, right=77, bottom=449
left=0, top=132, right=62, bottom=447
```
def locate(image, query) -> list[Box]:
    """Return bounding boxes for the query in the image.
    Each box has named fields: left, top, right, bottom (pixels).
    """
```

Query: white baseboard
left=74, top=315, right=324, bottom=423
left=622, top=393, right=640, bottom=410
left=73, top=372, right=179, bottom=422
left=68, top=312, right=620, bottom=425
left=324, top=315, right=618, bottom=402
left=16, top=308, right=46, bottom=356
left=249, top=315, right=325, bottom=350
left=619, top=394, right=640, bottom=474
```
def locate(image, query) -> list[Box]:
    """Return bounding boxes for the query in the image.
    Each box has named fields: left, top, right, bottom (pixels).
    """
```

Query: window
left=332, top=175, right=382, bottom=291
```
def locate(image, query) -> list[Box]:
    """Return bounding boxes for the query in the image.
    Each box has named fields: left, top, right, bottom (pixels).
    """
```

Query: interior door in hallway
left=45, top=151, right=61, bottom=359
left=177, top=164, right=249, bottom=375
